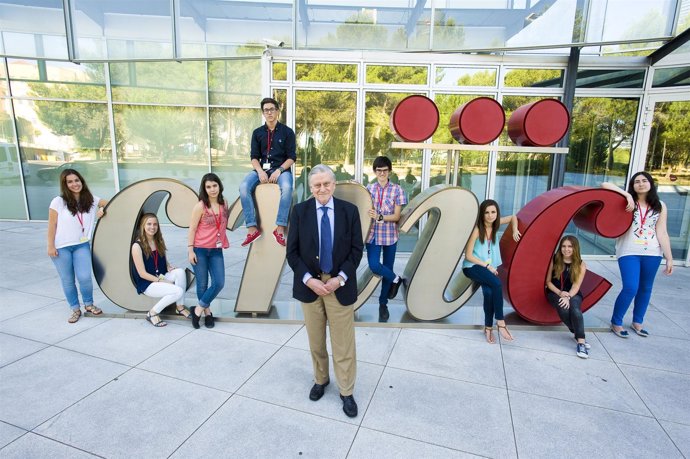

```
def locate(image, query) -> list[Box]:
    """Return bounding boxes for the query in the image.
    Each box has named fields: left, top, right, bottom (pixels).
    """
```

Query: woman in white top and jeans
left=603, top=171, right=673, bottom=338
left=47, top=169, right=108, bottom=323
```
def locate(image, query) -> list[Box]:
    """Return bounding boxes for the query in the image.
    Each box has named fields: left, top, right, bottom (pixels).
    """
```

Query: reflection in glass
left=8, top=60, right=106, bottom=101
left=296, top=63, right=358, bottom=82
left=272, top=62, right=288, bottom=81
left=12, top=99, right=114, bottom=219
left=114, top=105, right=208, bottom=190
left=564, top=97, right=638, bottom=255
left=587, top=0, right=676, bottom=43
left=366, top=65, right=428, bottom=85
left=435, top=67, right=497, bottom=87
left=495, top=96, right=552, bottom=217
left=111, top=61, right=206, bottom=105
left=294, top=90, right=356, bottom=202
left=0, top=98, right=27, bottom=219
left=575, top=69, right=646, bottom=88
left=645, top=100, right=690, bottom=260
left=208, top=59, right=261, bottom=106
left=652, top=66, right=690, bottom=87
left=272, top=89, right=288, bottom=125
left=0, top=0, right=68, bottom=59
left=503, top=68, right=564, bottom=87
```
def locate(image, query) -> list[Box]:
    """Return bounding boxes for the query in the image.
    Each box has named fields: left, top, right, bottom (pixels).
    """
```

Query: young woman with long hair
left=602, top=171, right=673, bottom=338
left=545, top=235, right=589, bottom=358
left=131, top=213, right=190, bottom=327
left=187, top=173, right=229, bottom=329
left=462, top=199, right=521, bottom=343
left=47, top=168, right=108, bottom=323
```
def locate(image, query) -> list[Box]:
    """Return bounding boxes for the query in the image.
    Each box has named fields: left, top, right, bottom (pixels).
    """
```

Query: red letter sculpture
left=499, top=186, right=633, bottom=324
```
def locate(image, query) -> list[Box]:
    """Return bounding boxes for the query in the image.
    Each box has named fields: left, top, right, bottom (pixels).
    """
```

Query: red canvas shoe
left=273, top=229, right=286, bottom=247
left=241, top=230, right=262, bottom=247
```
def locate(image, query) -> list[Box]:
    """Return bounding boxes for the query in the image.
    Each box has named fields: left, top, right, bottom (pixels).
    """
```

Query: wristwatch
left=338, top=276, right=346, bottom=287
left=377, top=214, right=384, bottom=222
left=278, top=166, right=285, bottom=173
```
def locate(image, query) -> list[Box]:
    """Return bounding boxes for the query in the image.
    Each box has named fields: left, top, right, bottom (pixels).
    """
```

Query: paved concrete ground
left=1, top=221, right=689, bottom=458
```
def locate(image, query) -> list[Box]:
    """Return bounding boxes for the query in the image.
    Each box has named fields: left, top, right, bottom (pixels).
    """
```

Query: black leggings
left=546, top=292, right=585, bottom=340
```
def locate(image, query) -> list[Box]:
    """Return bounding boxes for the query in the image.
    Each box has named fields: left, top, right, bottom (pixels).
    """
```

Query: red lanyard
left=152, top=250, right=159, bottom=273
left=376, top=182, right=389, bottom=213
left=75, top=212, right=85, bottom=234
left=636, top=202, right=651, bottom=228
left=210, top=205, right=223, bottom=238
left=265, top=128, right=274, bottom=161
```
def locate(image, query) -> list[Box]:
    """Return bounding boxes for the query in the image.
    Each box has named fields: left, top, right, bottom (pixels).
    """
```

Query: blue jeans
left=192, top=247, right=225, bottom=308
left=463, top=265, right=504, bottom=327
left=51, top=242, right=93, bottom=310
left=366, top=242, right=397, bottom=306
left=239, top=170, right=293, bottom=228
left=611, top=255, right=662, bottom=326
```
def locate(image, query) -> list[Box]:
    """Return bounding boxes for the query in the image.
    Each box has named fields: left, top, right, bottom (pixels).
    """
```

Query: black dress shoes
left=340, top=394, right=358, bottom=417
left=191, top=309, right=201, bottom=329
left=204, top=312, right=215, bottom=328
left=379, top=304, right=389, bottom=322
left=309, top=381, right=329, bottom=401
left=387, top=278, right=402, bottom=299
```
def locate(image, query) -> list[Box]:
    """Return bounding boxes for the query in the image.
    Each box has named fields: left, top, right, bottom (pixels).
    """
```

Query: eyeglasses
left=375, top=168, right=390, bottom=173
left=262, top=108, right=277, bottom=114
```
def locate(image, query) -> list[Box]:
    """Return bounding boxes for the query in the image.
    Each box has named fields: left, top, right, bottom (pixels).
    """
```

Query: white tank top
left=615, top=201, right=663, bottom=258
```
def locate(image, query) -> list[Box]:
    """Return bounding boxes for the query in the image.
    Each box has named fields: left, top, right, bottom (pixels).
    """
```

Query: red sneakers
left=273, top=229, right=286, bottom=247
left=241, top=230, right=262, bottom=247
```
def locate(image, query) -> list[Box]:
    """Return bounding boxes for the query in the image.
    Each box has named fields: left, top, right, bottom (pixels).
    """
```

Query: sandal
left=84, top=305, right=103, bottom=316
left=68, top=309, right=81, bottom=324
left=497, top=324, right=514, bottom=341
left=146, top=312, right=167, bottom=327
left=175, top=306, right=191, bottom=319
left=484, top=326, right=496, bottom=344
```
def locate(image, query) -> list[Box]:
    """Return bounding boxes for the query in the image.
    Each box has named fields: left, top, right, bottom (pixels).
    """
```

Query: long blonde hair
left=552, top=235, right=582, bottom=282
left=136, top=213, right=167, bottom=259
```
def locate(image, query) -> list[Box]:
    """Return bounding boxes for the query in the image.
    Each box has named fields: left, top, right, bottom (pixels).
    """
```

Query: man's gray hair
left=308, top=164, right=336, bottom=183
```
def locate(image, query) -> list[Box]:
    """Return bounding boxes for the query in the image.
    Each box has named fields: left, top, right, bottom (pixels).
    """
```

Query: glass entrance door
left=643, top=97, right=690, bottom=263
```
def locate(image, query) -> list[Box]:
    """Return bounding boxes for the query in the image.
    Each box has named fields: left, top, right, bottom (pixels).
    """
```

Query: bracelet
left=187, top=244, right=193, bottom=247
left=278, top=166, right=285, bottom=173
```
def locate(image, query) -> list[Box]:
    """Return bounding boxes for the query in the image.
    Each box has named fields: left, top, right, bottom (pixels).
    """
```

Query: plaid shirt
left=366, top=181, right=407, bottom=246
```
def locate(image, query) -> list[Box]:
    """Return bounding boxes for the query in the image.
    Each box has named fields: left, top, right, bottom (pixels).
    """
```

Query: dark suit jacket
left=287, top=196, right=363, bottom=306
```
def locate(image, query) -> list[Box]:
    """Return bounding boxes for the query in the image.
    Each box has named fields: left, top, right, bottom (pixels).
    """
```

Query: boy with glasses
left=239, top=97, right=296, bottom=247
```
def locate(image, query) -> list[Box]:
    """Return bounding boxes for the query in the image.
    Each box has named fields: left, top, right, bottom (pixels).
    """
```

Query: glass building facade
left=1, top=0, right=690, bottom=262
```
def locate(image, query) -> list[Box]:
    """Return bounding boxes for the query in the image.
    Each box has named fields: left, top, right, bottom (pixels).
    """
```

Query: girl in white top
left=602, top=171, right=673, bottom=338
left=47, top=168, right=108, bottom=323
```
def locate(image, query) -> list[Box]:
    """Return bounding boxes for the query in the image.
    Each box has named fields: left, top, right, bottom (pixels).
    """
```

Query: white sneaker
left=574, top=337, right=591, bottom=349
left=576, top=343, right=589, bottom=359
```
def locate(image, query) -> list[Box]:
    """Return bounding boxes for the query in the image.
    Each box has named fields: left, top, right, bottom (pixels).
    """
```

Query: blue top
left=131, top=242, right=168, bottom=294
left=462, top=236, right=502, bottom=269
left=250, top=122, right=296, bottom=172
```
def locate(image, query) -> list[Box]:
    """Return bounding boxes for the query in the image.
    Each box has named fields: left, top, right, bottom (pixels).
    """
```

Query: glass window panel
left=366, top=65, right=428, bottom=85
left=180, top=0, right=293, bottom=58
left=12, top=99, right=114, bottom=220
left=0, top=98, right=27, bottom=219
left=208, top=59, right=261, bottom=107
left=564, top=97, right=639, bottom=255
left=295, top=63, right=358, bottom=83
left=114, top=105, right=208, bottom=190
left=294, top=90, right=357, bottom=202
left=209, top=107, right=262, bottom=199
left=503, top=68, right=564, bottom=87
left=652, top=66, right=690, bottom=87
left=110, top=61, right=206, bottom=105
left=72, top=0, right=173, bottom=60
left=435, top=67, right=497, bottom=87
left=0, top=1, right=68, bottom=59
left=272, top=88, right=288, bottom=125
left=575, top=69, right=646, bottom=89
left=645, top=100, right=690, bottom=260
left=272, top=62, right=288, bottom=81
left=495, top=95, right=553, bottom=218
left=0, top=60, right=7, bottom=98
left=8, top=60, right=106, bottom=101
left=297, top=2, right=431, bottom=51
left=675, top=0, right=690, bottom=35
left=587, top=0, right=676, bottom=43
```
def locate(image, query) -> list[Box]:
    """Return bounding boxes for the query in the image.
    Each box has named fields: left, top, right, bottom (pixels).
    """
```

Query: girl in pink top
left=188, top=173, right=230, bottom=329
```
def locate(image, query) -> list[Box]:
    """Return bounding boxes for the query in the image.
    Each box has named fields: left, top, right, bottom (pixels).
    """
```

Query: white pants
left=143, top=268, right=186, bottom=314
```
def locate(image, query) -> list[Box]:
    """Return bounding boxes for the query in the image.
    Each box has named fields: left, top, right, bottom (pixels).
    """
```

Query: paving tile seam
left=131, top=365, right=236, bottom=395
left=346, top=426, right=489, bottom=459
left=497, top=339, right=520, bottom=459
left=654, top=419, right=688, bottom=458
left=0, top=285, right=64, bottom=301
left=0, top=347, right=48, bottom=370
left=505, top=388, right=656, bottom=419
left=280, top=343, right=389, bottom=367
left=21, top=431, right=107, bottom=458
left=165, top=392, right=235, bottom=459
left=51, top=317, right=117, bottom=346
left=205, top=325, right=304, bottom=346
left=384, top=364, right=507, bottom=390
left=499, top=343, right=614, bottom=363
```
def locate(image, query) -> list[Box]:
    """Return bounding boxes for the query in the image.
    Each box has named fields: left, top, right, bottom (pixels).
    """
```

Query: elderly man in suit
left=286, top=164, right=363, bottom=418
